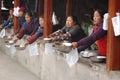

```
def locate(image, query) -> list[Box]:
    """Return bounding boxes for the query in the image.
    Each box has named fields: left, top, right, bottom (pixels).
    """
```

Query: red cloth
left=27, top=35, right=37, bottom=44
left=94, top=26, right=107, bottom=56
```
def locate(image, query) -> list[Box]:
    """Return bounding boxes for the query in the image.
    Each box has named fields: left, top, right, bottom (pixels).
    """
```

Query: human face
left=9, top=10, right=13, bottom=15
left=25, top=14, right=31, bottom=23
left=93, top=11, right=103, bottom=25
left=66, top=16, right=75, bottom=27
left=39, top=17, right=44, bottom=27
left=18, top=11, right=24, bottom=17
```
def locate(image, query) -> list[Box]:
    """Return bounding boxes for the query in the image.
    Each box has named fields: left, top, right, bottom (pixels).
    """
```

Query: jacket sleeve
left=27, top=35, right=38, bottom=44
left=15, top=27, right=20, bottom=34
left=7, top=21, right=14, bottom=28
left=53, top=25, right=82, bottom=40
left=77, top=25, right=107, bottom=52
left=28, top=28, right=43, bottom=44
left=69, top=25, right=81, bottom=37
left=30, top=26, right=38, bottom=36
left=16, top=28, right=26, bottom=39
left=50, top=26, right=66, bottom=37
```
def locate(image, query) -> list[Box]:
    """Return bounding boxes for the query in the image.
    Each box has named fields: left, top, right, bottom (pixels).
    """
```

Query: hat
left=19, top=7, right=25, bottom=12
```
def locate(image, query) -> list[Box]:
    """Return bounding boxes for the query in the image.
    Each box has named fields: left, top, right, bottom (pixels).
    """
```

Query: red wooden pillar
left=38, top=0, right=44, bottom=16
left=107, top=0, right=120, bottom=71
left=13, top=0, right=20, bottom=33
left=43, top=0, right=53, bottom=37
left=66, top=0, right=73, bottom=17
left=0, top=0, right=1, bottom=23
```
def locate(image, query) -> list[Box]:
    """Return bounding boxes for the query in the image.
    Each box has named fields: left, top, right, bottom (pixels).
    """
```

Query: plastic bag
left=10, top=45, right=16, bottom=54
left=5, top=45, right=11, bottom=48
left=13, top=7, right=19, bottom=17
left=66, top=48, right=79, bottom=68
left=0, top=29, right=5, bottom=38
left=52, top=12, right=59, bottom=25
left=112, top=13, right=120, bottom=36
left=45, top=43, right=54, bottom=55
left=103, top=13, right=109, bottom=30
left=6, top=45, right=16, bottom=54
left=28, top=44, right=39, bottom=56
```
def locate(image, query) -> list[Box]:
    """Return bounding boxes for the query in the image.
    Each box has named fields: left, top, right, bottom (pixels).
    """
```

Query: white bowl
left=97, top=56, right=106, bottom=59
left=62, top=43, right=72, bottom=46
left=44, top=38, right=51, bottom=40
left=8, top=36, right=11, bottom=38
left=15, top=45, right=26, bottom=50
left=43, top=38, right=52, bottom=43
left=9, top=40, right=14, bottom=43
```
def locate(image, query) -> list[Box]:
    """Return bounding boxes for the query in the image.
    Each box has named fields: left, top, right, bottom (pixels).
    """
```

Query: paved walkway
left=0, top=50, right=39, bottom=80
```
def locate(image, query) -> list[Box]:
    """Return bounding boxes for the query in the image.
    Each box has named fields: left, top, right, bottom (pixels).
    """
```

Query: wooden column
left=0, top=0, right=1, bottom=23
left=38, top=0, right=44, bottom=16
left=107, top=0, right=120, bottom=71
left=13, top=0, right=20, bottom=32
left=66, top=0, right=73, bottom=17
left=43, top=0, right=53, bottom=37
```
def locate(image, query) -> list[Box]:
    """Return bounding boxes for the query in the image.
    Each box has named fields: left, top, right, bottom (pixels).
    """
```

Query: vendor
left=14, top=12, right=39, bottom=42
left=72, top=9, right=107, bottom=56
left=0, top=8, right=14, bottom=29
left=49, top=15, right=86, bottom=42
left=24, top=16, right=44, bottom=45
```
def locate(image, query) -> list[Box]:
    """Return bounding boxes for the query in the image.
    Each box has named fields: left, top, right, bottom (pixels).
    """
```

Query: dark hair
left=39, top=15, right=44, bottom=18
left=9, top=7, right=14, bottom=11
left=25, top=12, right=33, bottom=17
left=67, top=15, right=78, bottom=23
left=94, top=9, right=107, bottom=18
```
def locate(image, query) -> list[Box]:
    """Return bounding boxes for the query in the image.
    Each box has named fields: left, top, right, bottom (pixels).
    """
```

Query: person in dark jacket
left=14, top=12, right=39, bottom=42
left=16, top=7, right=26, bottom=34
left=12, top=7, right=26, bottom=36
left=24, top=16, right=44, bottom=45
left=49, top=15, right=86, bottom=42
left=0, top=8, right=14, bottom=30
left=72, top=9, right=107, bottom=56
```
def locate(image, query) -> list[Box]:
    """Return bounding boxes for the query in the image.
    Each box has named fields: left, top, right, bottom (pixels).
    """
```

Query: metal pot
left=54, top=42, right=72, bottom=53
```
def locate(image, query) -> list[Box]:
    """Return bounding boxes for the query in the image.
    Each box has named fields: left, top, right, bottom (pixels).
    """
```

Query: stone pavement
left=0, top=50, right=39, bottom=80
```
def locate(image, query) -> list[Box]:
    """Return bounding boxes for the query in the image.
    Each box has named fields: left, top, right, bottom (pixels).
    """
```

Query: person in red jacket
left=72, top=9, right=107, bottom=56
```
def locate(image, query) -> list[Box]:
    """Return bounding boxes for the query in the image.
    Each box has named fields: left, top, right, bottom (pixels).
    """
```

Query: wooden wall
left=52, top=0, right=108, bottom=26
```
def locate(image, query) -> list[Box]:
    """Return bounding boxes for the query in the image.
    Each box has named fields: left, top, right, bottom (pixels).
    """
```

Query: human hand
left=24, top=41, right=29, bottom=46
left=0, top=25, right=2, bottom=29
left=4, top=26, right=8, bottom=29
left=14, top=37, right=19, bottom=43
left=26, top=36, right=32, bottom=41
left=51, top=37, right=57, bottom=42
left=11, top=33, right=15, bottom=37
left=36, top=41, right=40, bottom=45
left=71, top=42, right=78, bottom=48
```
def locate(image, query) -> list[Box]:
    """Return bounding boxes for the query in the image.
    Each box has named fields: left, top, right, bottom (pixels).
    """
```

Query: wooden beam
left=0, top=0, right=1, bottom=23
left=43, top=0, right=53, bottom=37
left=13, top=0, right=20, bottom=33
left=107, top=0, right=120, bottom=71
left=66, top=0, right=73, bottom=17
left=38, top=0, right=44, bottom=16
